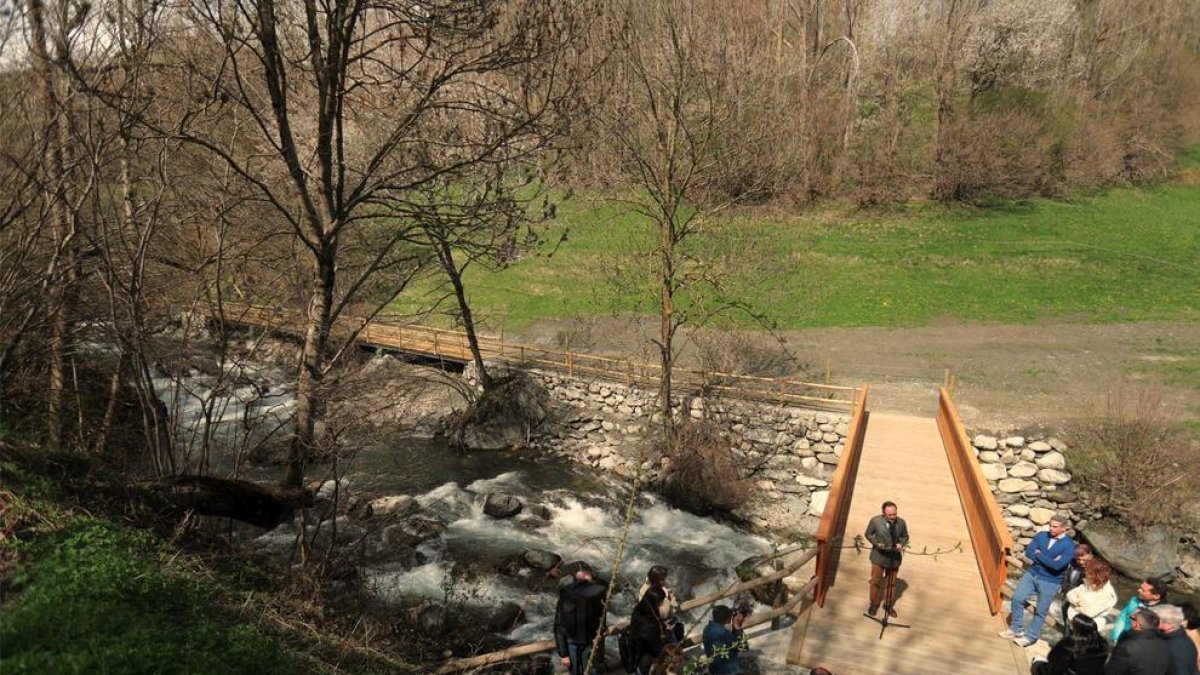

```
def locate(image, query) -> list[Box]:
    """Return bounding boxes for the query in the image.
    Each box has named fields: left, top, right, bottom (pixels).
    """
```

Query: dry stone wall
left=969, top=432, right=1095, bottom=551
left=468, top=365, right=849, bottom=537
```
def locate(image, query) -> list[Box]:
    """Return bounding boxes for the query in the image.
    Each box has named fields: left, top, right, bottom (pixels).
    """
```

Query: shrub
left=1069, top=385, right=1200, bottom=530
left=656, top=419, right=748, bottom=516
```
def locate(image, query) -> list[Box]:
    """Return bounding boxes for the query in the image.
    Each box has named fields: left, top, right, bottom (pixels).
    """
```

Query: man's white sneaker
left=1012, top=636, right=1036, bottom=648
left=997, top=629, right=1018, bottom=639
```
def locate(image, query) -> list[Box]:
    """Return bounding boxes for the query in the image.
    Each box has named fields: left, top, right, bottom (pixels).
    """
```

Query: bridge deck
left=789, top=412, right=1027, bottom=675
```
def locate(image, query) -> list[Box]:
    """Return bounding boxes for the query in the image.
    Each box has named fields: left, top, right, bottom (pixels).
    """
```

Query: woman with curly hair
left=1064, top=559, right=1118, bottom=633
left=1030, top=614, right=1109, bottom=675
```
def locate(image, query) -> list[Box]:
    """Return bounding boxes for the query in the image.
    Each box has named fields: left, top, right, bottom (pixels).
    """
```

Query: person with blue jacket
left=1000, top=514, right=1075, bottom=647
left=703, top=605, right=747, bottom=674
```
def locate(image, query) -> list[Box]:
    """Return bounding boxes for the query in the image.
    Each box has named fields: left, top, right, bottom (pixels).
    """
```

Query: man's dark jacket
left=1104, top=629, right=1171, bottom=675
left=864, top=514, right=909, bottom=568
left=554, top=577, right=607, bottom=658
left=1164, top=629, right=1200, bottom=675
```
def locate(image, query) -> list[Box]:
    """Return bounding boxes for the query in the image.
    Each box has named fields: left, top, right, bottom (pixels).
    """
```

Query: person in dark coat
left=1030, top=614, right=1108, bottom=675
left=1105, top=608, right=1171, bottom=675
left=1152, top=605, right=1200, bottom=675
left=864, top=500, right=909, bottom=618
left=630, top=584, right=669, bottom=675
left=553, top=565, right=608, bottom=675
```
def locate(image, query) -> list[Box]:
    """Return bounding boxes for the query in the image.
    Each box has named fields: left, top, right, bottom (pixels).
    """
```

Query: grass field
left=401, top=162, right=1200, bottom=332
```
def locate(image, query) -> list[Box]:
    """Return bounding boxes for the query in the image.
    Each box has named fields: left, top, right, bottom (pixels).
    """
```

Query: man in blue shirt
left=703, top=605, right=747, bottom=674
left=999, top=514, right=1075, bottom=647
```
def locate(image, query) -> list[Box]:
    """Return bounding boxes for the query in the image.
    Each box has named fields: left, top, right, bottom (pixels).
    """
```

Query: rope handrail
left=432, top=548, right=819, bottom=674
left=936, top=387, right=1013, bottom=615
left=216, top=303, right=857, bottom=411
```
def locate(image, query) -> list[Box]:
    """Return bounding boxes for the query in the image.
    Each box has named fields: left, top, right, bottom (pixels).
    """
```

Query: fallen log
left=140, top=475, right=307, bottom=529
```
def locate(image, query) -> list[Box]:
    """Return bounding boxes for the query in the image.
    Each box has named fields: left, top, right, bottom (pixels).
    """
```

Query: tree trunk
left=659, top=211, right=676, bottom=444
left=27, top=0, right=75, bottom=449
left=437, top=240, right=491, bottom=390
left=287, top=252, right=335, bottom=489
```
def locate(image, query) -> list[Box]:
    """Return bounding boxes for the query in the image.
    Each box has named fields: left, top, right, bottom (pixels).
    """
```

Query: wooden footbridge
left=221, top=304, right=1025, bottom=674
left=782, top=391, right=1026, bottom=674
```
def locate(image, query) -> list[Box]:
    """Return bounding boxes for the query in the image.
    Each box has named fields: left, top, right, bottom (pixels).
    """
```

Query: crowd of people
left=550, top=508, right=1198, bottom=675
left=999, top=515, right=1200, bottom=675
left=553, top=562, right=784, bottom=675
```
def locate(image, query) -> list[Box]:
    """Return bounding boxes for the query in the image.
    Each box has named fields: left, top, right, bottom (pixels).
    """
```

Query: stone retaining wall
left=969, top=433, right=1094, bottom=551
left=467, top=364, right=849, bottom=537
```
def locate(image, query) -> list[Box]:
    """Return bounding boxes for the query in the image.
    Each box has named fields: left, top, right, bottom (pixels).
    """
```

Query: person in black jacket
left=1152, top=605, right=1200, bottom=675
left=1031, top=614, right=1108, bottom=675
left=630, top=583, right=670, bottom=675
left=554, top=565, right=608, bottom=675
left=1105, top=608, right=1171, bottom=675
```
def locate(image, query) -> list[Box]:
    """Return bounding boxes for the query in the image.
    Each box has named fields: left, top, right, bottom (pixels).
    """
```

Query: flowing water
left=353, top=437, right=776, bottom=643
left=162, top=368, right=778, bottom=644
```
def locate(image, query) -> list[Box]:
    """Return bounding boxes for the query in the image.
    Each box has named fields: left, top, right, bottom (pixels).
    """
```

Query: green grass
left=0, top=447, right=307, bottom=675
left=422, top=180, right=1200, bottom=330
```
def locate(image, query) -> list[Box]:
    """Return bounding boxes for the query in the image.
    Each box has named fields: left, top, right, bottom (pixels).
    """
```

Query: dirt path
left=513, top=318, right=1200, bottom=434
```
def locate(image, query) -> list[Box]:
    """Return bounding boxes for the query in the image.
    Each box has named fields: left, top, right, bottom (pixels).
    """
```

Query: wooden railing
left=433, top=548, right=820, bottom=673
left=813, top=385, right=869, bottom=607
left=936, top=387, right=1013, bottom=615
left=220, top=303, right=858, bottom=411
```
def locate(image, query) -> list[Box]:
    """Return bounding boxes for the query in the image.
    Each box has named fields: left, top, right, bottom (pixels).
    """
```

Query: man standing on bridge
left=1000, top=514, right=1075, bottom=648
left=865, top=500, right=909, bottom=618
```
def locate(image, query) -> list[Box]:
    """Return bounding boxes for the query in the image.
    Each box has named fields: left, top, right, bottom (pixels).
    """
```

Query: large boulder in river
left=736, top=554, right=785, bottom=604
left=484, top=492, right=523, bottom=518
left=452, top=373, right=553, bottom=451
left=382, top=515, right=445, bottom=545
left=1081, top=520, right=1180, bottom=581
left=487, top=602, right=527, bottom=633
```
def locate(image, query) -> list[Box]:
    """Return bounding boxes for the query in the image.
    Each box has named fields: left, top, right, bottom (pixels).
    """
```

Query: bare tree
left=603, top=0, right=777, bottom=444
left=135, top=0, right=589, bottom=487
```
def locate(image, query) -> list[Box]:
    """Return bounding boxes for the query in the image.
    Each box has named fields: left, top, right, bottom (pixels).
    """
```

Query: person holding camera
left=703, top=604, right=748, bottom=674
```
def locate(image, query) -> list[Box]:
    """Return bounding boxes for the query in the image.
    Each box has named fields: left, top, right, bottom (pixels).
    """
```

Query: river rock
left=809, top=490, right=831, bottom=517
left=800, top=457, right=819, bottom=471
left=1037, top=469, right=1071, bottom=485
left=1049, top=438, right=1069, bottom=452
left=487, top=602, right=527, bottom=633
left=367, top=495, right=418, bottom=518
left=1028, top=441, right=1052, bottom=453
left=817, top=453, right=838, bottom=465
left=484, top=493, right=523, bottom=518
left=382, top=515, right=445, bottom=545
left=1008, top=504, right=1030, bottom=517
left=522, top=549, right=563, bottom=570
left=980, top=463, right=1007, bottom=481
left=1036, top=451, right=1067, bottom=470
left=1081, top=520, right=1180, bottom=581
left=527, top=504, right=553, bottom=521
left=973, top=435, right=998, bottom=450
left=1004, top=436, right=1026, bottom=448
left=978, top=451, right=1001, bottom=464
